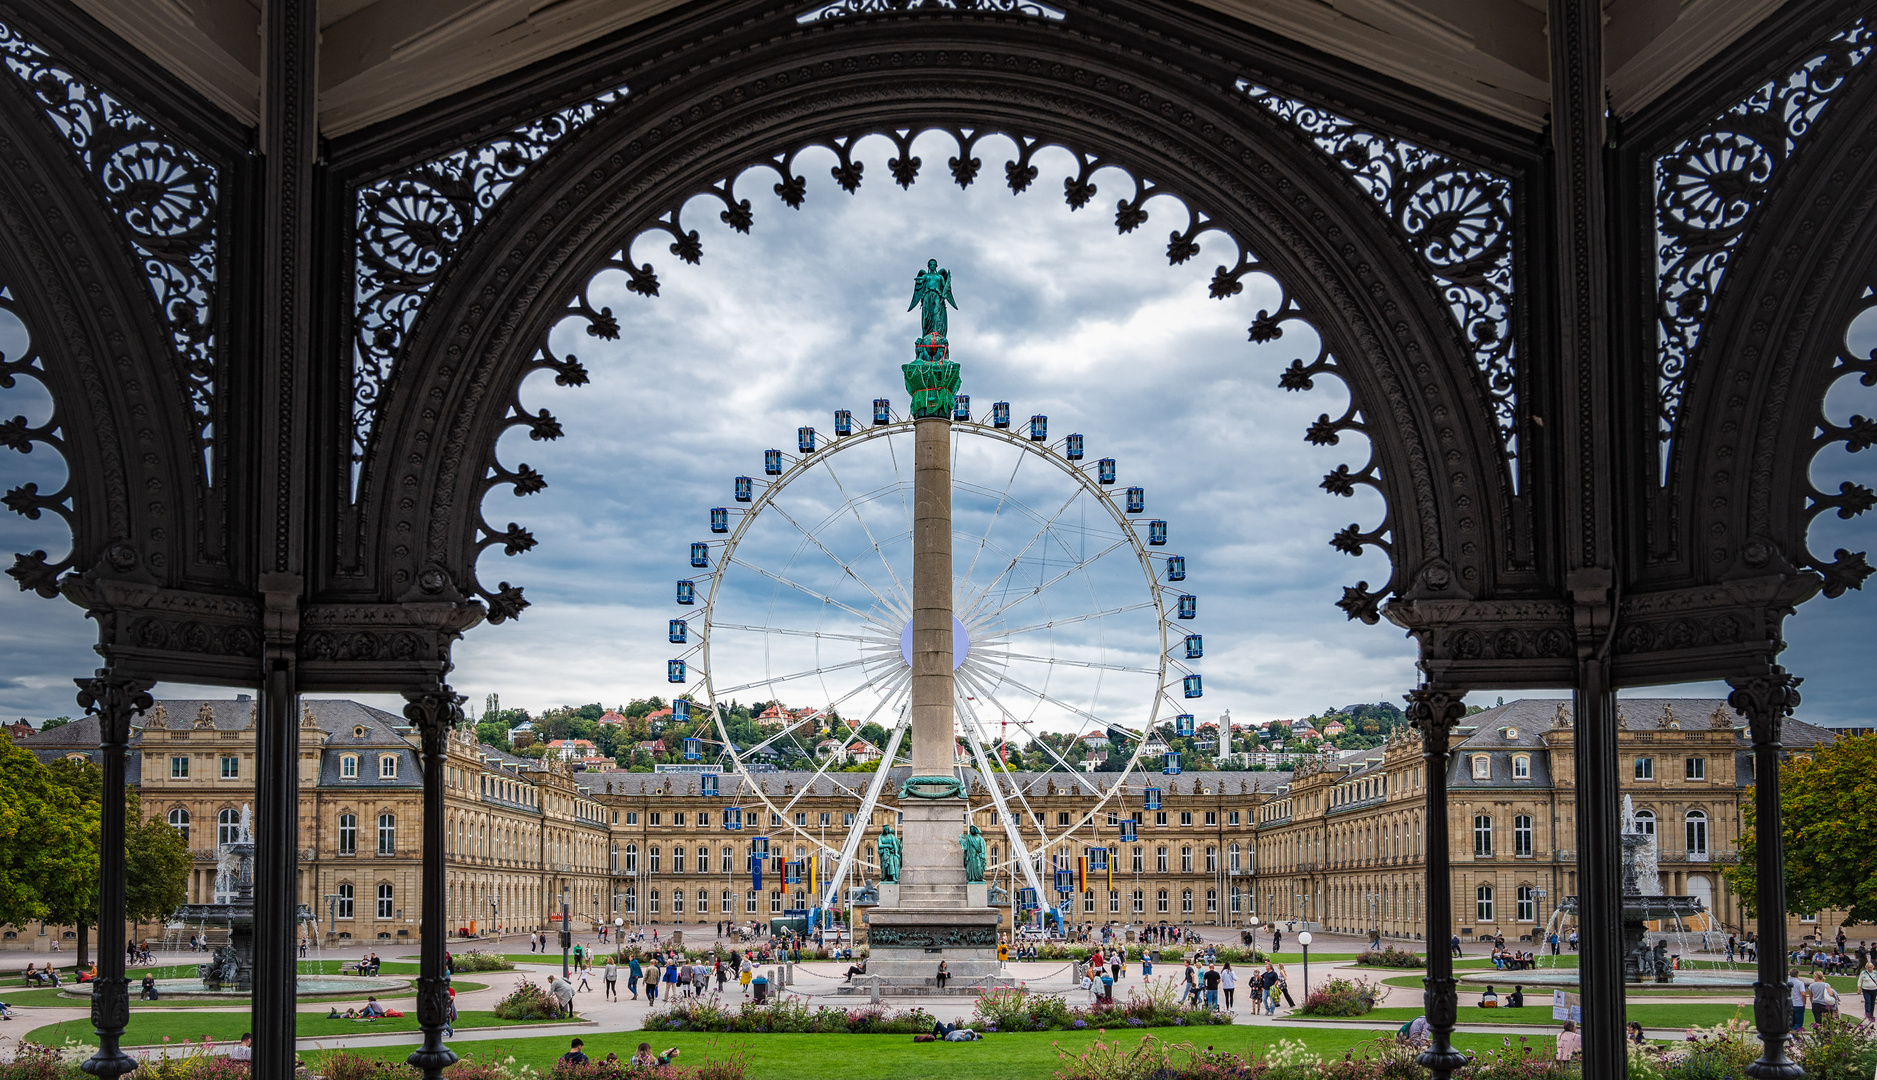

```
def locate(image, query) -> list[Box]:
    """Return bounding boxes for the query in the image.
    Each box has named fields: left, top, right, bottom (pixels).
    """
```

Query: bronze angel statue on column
left=908, top=258, right=957, bottom=341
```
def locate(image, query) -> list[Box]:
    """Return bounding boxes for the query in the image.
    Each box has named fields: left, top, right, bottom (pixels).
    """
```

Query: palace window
left=1181, top=846, right=1193, bottom=873
left=1057, top=812, right=1071, bottom=827
left=1228, top=811, right=1240, bottom=826
left=1157, top=889, right=1169, bottom=913
left=673, top=812, right=686, bottom=827
left=650, top=891, right=660, bottom=914
left=378, top=813, right=396, bottom=855
left=1084, top=890, right=1096, bottom=913
left=1514, top=815, right=1533, bottom=857
left=339, top=814, right=357, bottom=855
left=1180, top=812, right=1193, bottom=827
left=337, top=883, right=354, bottom=919
left=650, top=813, right=662, bottom=827
left=1132, top=847, right=1143, bottom=873
left=1205, top=846, right=1217, bottom=872
left=221, top=755, right=239, bottom=779
left=1685, top=757, right=1706, bottom=781
left=1476, top=885, right=1494, bottom=923
left=720, top=890, right=733, bottom=913
left=1156, top=847, right=1168, bottom=872
left=341, top=755, right=357, bottom=778
left=167, top=808, right=189, bottom=843
left=745, top=891, right=758, bottom=913
left=673, top=890, right=684, bottom=914
left=1155, top=812, right=1167, bottom=827
left=1512, top=755, right=1530, bottom=779
left=1473, top=815, right=1493, bottom=857
left=626, top=812, right=638, bottom=825
left=218, top=808, right=240, bottom=845
left=650, top=847, right=661, bottom=873
left=770, top=892, right=783, bottom=914
left=171, top=756, right=189, bottom=779
left=1181, top=889, right=1194, bottom=914
left=1109, top=890, right=1120, bottom=913
left=1471, top=755, right=1490, bottom=780
left=1634, top=757, right=1655, bottom=780
left=377, top=884, right=394, bottom=920
left=1206, top=888, right=1217, bottom=913
left=673, top=848, right=685, bottom=874
left=623, top=844, right=637, bottom=873
left=380, top=755, right=398, bottom=779
left=794, top=812, right=807, bottom=827
left=1228, top=843, right=1241, bottom=871
left=624, top=888, right=637, bottom=914
left=1517, top=885, right=1536, bottom=922
left=1132, top=890, right=1144, bottom=914
left=1107, top=811, right=1119, bottom=827
left=1203, top=811, right=1216, bottom=826
left=1685, top=811, right=1709, bottom=860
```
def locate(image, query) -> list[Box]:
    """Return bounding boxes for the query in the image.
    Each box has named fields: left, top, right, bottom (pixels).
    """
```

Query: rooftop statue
left=908, top=258, right=957, bottom=341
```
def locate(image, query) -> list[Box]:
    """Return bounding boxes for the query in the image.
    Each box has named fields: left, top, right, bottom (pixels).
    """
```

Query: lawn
left=310, top=1026, right=1552, bottom=1080
left=25, top=1009, right=570, bottom=1047
left=0, top=980, right=487, bottom=1009
left=1360, top=1003, right=1750, bottom=1029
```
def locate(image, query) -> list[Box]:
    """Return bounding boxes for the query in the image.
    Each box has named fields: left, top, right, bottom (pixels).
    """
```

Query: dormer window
left=1471, top=755, right=1491, bottom=780
left=1503, top=727, right=1519, bottom=741
left=353, top=725, right=368, bottom=738
left=1512, top=754, right=1531, bottom=779
left=340, top=755, right=358, bottom=778
left=380, top=755, right=398, bottom=779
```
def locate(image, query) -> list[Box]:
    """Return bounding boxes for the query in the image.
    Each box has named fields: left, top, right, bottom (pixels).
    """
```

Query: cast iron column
left=1571, top=664, right=1624, bottom=1071
left=1406, top=687, right=1466, bottom=1080
left=405, top=688, right=463, bottom=1079
left=1729, top=670, right=1804, bottom=1080
left=75, top=670, right=153, bottom=1079
left=253, top=663, right=301, bottom=1073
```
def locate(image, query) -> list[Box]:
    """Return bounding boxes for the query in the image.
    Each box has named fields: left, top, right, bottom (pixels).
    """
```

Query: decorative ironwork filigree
left=350, top=86, right=629, bottom=494
left=1654, top=20, right=1873, bottom=466
left=1239, top=83, right=1519, bottom=476
left=796, top=0, right=1062, bottom=22
left=0, top=286, right=74, bottom=596
left=0, top=19, right=220, bottom=475
left=1800, top=282, right=1877, bottom=598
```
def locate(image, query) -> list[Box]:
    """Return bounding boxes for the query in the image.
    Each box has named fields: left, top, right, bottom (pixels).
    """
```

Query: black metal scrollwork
left=0, top=284, right=74, bottom=596
left=0, top=19, right=220, bottom=477
left=1241, top=83, right=1519, bottom=477
left=1799, top=280, right=1877, bottom=597
left=350, top=86, right=629, bottom=494
left=1653, top=21, right=1873, bottom=467
left=796, top=0, right=1063, bottom=23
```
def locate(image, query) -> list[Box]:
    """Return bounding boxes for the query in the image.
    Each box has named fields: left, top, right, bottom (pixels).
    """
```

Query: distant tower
left=485, top=693, right=499, bottom=717
left=1218, top=709, right=1232, bottom=758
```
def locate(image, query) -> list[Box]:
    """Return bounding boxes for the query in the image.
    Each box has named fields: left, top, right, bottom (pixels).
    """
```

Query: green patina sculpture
left=902, top=258, right=961, bottom=419
left=959, top=823, right=987, bottom=883
left=898, top=774, right=967, bottom=800
left=878, top=823, right=902, bottom=884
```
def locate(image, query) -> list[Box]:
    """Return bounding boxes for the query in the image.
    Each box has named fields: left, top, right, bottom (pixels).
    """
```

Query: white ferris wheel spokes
left=668, top=401, right=1201, bottom=915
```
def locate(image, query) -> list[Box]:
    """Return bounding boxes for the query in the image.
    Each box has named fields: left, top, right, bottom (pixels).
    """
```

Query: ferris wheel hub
left=898, top=615, right=969, bottom=671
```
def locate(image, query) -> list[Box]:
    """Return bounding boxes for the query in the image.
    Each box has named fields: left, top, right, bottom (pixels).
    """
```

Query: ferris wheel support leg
left=957, top=700, right=1050, bottom=905
left=818, top=712, right=911, bottom=911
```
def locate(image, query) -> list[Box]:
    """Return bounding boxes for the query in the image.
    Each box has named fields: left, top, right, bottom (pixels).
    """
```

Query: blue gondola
left=677, top=579, right=696, bottom=605
left=1097, top=458, right=1116, bottom=485
left=751, top=836, right=770, bottom=859
left=735, top=476, right=753, bottom=503
left=1017, top=887, right=1039, bottom=911
left=668, top=659, right=686, bottom=683
left=669, top=619, right=688, bottom=644
left=1088, top=847, right=1108, bottom=871
left=691, top=542, right=710, bottom=568
left=674, top=698, right=692, bottom=722
left=993, top=401, right=1011, bottom=428
left=1184, top=634, right=1203, bottom=659
left=1163, top=751, right=1182, bottom=775
left=954, top=394, right=970, bottom=421
left=683, top=737, right=702, bottom=760
left=1178, top=594, right=1197, bottom=619
left=1183, top=674, right=1203, bottom=699
left=1030, top=415, right=1047, bottom=441
left=700, top=773, right=719, bottom=796
left=873, top=398, right=892, bottom=426
left=765, top=449, right=783, bottom=475
left=1143, top=787, right=1162, bottom=811
left=1066, top=433, right=1084, bottom=460
left=834, top=409, right=853, bottom=436
left=1166, top=555, right=1186, bottom=582
left=785, top=860, right=803, bottom=885
left=799, top=426, right=817, bottom=453
left=1119, top=818, right=1138, bottom=842
left=1126, top=487, right=1144, bottom=514
left=1052, top=868, right=1074, bottom=894
left=723, top=807, right=743, bottom=830
left=1175, top=713, right=1196, bottom=737
left=711, top=507, right=729, bottom=534
left=1148, top=520, right=1167, bottom=546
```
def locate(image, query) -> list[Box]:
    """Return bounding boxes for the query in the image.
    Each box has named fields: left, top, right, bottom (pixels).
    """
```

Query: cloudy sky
left=2, top=129, right=1873, bottom=726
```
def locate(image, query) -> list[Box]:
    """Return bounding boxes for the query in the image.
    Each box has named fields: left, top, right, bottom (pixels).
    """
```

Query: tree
left=38, top=717, right=73, bottom=731
left=0, top=736, right=90, bottom=931
left=124, top=794, right=191, bottom=940
left=1724, top=733, right=1877, bottom=925
left=36, top=761, right=190, bottom=967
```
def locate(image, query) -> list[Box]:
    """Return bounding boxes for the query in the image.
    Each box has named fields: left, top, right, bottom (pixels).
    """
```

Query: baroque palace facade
left=6, top=697, right=1837, bottom=949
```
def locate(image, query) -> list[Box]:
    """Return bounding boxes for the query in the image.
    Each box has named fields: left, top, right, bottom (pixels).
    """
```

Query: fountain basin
left=1458, top=970, right=1754, bottom=990
left=62, top=975, right=410, bottom=1000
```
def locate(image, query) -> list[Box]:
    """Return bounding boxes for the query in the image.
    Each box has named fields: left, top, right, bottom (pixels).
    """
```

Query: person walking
left=1260, top=963, right=1280, bottom=1014
left=603, top=957, right=618, bottom=1001
left=627, top=954, right=642, bottom=1000
left=1789, top=967, right=1809, bottom=1032
left=1203, top=964, right=1221, bottom=1010
left=1276, top=963, right=1296, bottom=1008
left=1809, top=971, right=1839, bottom=1025
left=1451, top=934, right=1463, bottom=958
left=1183, top=962, right=1198, bottom=1008
left=1220, top=962, right=1236, bottom=1009
left=1858, top=962, right=1877, bottom=1022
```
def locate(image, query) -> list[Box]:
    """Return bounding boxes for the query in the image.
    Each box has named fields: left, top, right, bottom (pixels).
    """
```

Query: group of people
left=558, top=1039, right=681, bottom=1069
left=1489, top=947, right=1541, bottom=970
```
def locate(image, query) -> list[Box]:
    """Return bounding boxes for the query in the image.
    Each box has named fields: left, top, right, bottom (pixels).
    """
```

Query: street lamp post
left=560, top=888, right=571, bottom=977
left=1299, top=930, right=1314, bottom=999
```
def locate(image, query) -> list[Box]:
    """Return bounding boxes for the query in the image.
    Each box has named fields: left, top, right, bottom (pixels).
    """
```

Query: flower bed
left=643, top=995, right=935, bottom=1034
left=974, top=982, right=1231, bottom=1033
left=313, top=1048, right=746, bottom=1080
left=451, top=950, right=517, bottom=973
left=1295, top=976, right=1378, bottom=1017
left=1353, top=947, right=1424, bottom=969
left=493, top=978, right=564, bottom=1020
left=1053, top=1033, right=1581, bottom=1080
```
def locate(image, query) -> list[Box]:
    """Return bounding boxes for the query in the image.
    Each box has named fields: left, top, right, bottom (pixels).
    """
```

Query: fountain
left=1461, top=797, right=1749, bottom=989
left=70, top=805, right=407, bottom=1000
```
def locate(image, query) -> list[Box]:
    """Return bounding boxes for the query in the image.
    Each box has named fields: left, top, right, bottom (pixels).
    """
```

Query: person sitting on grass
left=360, top=996, right=387, bottom=1019
left=632, top=1042, right=681, bottom=1067
left=1506, top=986, right=1524, bottom=1009
left=1478, top=986, right=1499, bottom=1008
left=559, top=1038, right=589, bottom=1066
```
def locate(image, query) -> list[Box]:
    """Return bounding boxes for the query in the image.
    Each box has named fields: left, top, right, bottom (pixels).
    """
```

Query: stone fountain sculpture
left=1560, top=796, right=1707, bottom=983
left=175, top=804, right=255, bottom=991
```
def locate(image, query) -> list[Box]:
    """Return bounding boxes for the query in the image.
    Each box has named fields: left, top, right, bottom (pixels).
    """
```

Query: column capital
left=1404, top=688, right=1466, bottom=757
left=403, top=687, right=466, bottom=746
left=1726, top=668, right=1802, bottom=748
left=73, top=670, right=153, bottom=746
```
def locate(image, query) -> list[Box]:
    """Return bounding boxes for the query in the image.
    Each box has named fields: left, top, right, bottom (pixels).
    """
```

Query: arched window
left=217, top=808, right=240, bottom=846
left=377, top=813, right=396, bottom=855
left=624, top=844, right=637, bottom=873
left=167, top=808, right=190, bottom=843
left=1181, top=846, right=1193, bottom=872
left=1513, top=815, right=1533, bottom=857
left=1634, top=810, right=1657, bottom=838
left=336, top=883, right=354, bottom=919
left=376, top=883, right=394, bottom=919
left=1228, top=842, right=1241, bottom=870
left=1471, top=755, right=1491, bottom=780
left=340, top=755, right=358, bottom=778
left=1685, top=810, right=1709, bottom=860
left=1512, top=754, right=1530, bottom=779
left=1473, top=815, right=1493, bottom=857
left=1476, top=885, right=1494, bottom=923
left=338, top=814, right=358, bottom=856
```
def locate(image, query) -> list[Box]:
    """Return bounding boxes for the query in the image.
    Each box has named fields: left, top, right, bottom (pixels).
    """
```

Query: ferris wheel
left=665, top=395, right=1201, bottom=912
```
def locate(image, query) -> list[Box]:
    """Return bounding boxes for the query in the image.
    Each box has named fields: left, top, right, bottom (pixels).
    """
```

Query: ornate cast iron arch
left=348, top=1, right=1533, bottom=685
